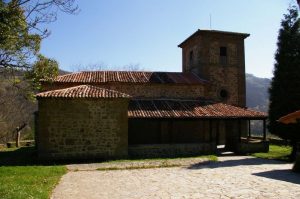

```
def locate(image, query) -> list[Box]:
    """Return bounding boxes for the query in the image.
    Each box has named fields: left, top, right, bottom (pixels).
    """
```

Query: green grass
left=103, top=154, right=218, bottom=164
left=96, top=155, right=217, bottom=171
left=252, top=144, right=292, bottom=161
left=0, top=166, right=66, bottom=199
left=0, top=147, right=66, bottom=199
left=96, top=163, right=182, bottom=171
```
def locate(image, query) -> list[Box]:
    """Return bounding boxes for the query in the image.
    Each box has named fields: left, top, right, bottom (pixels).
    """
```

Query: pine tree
left=269, top=6, right=300, bottom=160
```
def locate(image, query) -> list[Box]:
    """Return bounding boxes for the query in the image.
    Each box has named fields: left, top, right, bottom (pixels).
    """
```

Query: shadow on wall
left=187, top=157, right=288, bottom=170
left=253, top=169, right=300, bottom=185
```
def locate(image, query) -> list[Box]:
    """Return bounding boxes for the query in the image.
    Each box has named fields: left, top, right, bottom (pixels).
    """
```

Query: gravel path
left=51, top=156, right=300, bottom=199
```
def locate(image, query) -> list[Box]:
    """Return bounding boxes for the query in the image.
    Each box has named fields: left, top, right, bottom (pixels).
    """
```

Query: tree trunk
left=15, top=123, right=26, bottom=148
left=16, top=131, right=20, bottom=148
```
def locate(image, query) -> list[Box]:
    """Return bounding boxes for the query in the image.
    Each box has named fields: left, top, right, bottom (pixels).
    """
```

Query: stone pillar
left=263, top=119, right=267, bottom=141
left=248, top=120, right=251, bottom=138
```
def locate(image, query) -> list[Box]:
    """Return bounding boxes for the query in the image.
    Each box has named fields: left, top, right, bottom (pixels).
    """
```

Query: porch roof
left=128, top=99, right=267, bottom=119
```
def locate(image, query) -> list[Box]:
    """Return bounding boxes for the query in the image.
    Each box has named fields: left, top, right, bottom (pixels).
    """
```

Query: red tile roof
left=46, top=71, right=207, bottom=84
left=36, top=85, right=131, bottom=99
left=128, top=99, right=267, bottom=119
left=277, top=110, right=300, bottom=124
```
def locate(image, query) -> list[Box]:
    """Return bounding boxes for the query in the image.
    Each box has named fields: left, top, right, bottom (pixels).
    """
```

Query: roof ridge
left=50, top=71, right=208, bottom=84
left=36, top=84, right=131, bottom=99
left=133, top=98, right=210, bottom=102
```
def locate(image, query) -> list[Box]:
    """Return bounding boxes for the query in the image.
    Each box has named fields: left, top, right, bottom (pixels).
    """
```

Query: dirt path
left=51, top=156, right=300, bottom=199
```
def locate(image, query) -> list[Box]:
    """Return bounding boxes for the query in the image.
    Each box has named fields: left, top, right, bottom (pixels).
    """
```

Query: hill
left=246, top=73, right=270, bottom=112
left=246, top=73, right=271, bottom=135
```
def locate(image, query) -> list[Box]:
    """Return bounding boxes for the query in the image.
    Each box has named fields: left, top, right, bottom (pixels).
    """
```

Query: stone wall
left=42, top=82, right=206, bottom=100
left=36, top=98, right=129, bottom=159
left=205, top=67, right=240, bottom=106
left=128, top=143, right=216, bottom=158
left=180, top=32, right=246, bottom=107
left=235, top=141, right=269, bottom=154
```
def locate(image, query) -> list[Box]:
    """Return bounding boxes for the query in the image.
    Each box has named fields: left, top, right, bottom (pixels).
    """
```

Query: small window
left=220, top=47, right=227, bottom=56
left=189, top=50, right=194, bottom=63
left=219, top=89, right=229, bottom=100
left=220, top=47, right=227, bottom=65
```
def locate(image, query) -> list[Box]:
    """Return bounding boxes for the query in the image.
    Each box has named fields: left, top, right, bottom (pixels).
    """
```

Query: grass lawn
left=106, top=154, right=218, bottom=163
left=252, top=144, right=292, bottom=161
left=0, top=147, right=66, bottom=199
left=0, top=166, right=66, bottom=199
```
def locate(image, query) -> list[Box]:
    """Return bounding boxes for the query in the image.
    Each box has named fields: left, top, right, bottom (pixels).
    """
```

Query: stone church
left=36, top=29, right=268, bottom=159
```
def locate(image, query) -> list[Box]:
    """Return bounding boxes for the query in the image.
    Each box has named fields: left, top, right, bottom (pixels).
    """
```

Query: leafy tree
left=25, top=54, right=58, bottom=92
left=0, top=0, right=78, bottom=70
left=268, top=6, right=300, bottom=160
left=0, top=0, right=40, bottom=69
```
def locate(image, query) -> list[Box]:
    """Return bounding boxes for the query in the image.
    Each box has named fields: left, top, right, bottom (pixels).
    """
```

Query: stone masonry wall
left=36, top=98, right=129, bottom=159
left=206, top=66, right=240, bottom=106
left=181, top=32, right=246, bottom=107
left=128, top=143, right=216, bottom=158
left=42, top=82, right=206, bottom=99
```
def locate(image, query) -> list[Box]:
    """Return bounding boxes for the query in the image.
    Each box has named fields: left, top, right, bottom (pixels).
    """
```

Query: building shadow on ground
left=252, top=169, right=300, bottom=185
left=187, top=156, right=288, bottom=170
left=1, top=147, right=213, bottom=166
left=0, top=147, right=110, bottom=166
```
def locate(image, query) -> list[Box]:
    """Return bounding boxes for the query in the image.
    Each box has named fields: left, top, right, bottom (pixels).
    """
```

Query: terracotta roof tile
left=47, top=71, right=207, bottom=84
left=36, top=85, right=131, bottom=99
left=128, top=99, right=267, bottom=119
left=278, top=110, right=300, bottom=124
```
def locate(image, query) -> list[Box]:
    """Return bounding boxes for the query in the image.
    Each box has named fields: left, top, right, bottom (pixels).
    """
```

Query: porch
left=127, top=99, right=268, bottom=157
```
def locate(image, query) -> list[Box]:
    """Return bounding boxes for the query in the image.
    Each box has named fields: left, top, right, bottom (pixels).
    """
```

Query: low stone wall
left=235, top=141, right=269, bottom=154
left=6, top=140, right=35, bottom=148
left=128, top=143, right=216, bottom=158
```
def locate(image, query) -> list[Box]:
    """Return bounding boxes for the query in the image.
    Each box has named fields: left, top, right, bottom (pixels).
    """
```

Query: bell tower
left=178, top=30, right=249, bottom=107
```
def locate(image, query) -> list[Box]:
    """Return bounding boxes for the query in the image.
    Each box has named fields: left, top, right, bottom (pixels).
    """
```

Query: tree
left=0, top=0, right=77, bottom=143
left=0, top=0, right=40, bottom=69
left=268, top=6, right=300, bottom=160
left=25, top=54, right=58, bottom=92
left=0, top=75, right=36, bottom=143
left=0, top=0, right=78, bottom=70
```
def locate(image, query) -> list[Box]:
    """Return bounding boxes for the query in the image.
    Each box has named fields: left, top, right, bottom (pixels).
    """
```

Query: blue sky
left=40, top=0, right=295, bottom=78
